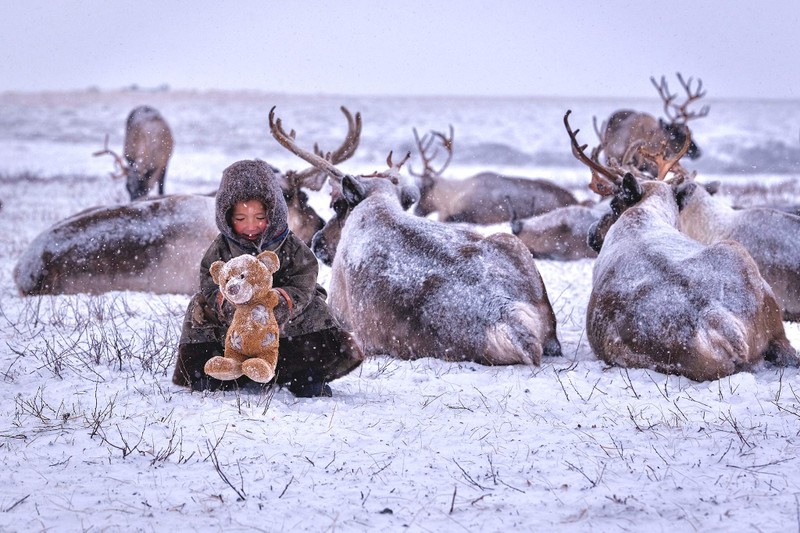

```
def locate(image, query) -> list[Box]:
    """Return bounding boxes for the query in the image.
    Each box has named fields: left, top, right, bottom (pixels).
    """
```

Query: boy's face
left=231, top=200, right=268, bottom=241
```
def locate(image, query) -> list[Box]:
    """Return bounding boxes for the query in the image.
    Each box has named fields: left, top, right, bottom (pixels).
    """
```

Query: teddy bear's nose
left=228, top=284, right=240, bottom=296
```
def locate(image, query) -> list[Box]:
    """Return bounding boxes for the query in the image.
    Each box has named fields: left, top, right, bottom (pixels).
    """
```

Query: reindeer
left=270, top=107, right=562, bottom=366
left=597, top=73, right=709, bottom=178
left=273, top=106, right=362, bottom=245
left=509, top=200, right=606, bottom=261
left=14, top=194, right=217, bottom=295
left=676, top=180, right=800, bottom=321
left=94, top=105, right=174, bottom=200
left=565, top=110, right=797, bottom=381
left=410, top=126, right=578, bottom=224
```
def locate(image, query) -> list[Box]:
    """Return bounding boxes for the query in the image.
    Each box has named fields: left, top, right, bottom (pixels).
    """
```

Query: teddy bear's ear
left=209, top=261, right=225, bottom=284
left=257, top=251, right=280, bottom=274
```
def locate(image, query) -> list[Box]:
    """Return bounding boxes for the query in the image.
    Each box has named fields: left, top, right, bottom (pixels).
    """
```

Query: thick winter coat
left=180, top=159, right=338, bottom=346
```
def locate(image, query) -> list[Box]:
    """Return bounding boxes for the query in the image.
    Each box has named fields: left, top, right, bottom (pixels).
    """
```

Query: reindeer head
left=564, top=110, right=692, bottom=251
left=587, top=173, right=644, bottom=252
left=269, top=106, right=418, bottom=266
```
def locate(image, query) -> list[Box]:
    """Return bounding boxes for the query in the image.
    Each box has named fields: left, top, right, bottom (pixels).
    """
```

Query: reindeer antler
left=92, top=134, right=129, bottom=180
left=636, top=131, right=693, bottom=181
left=409, top=125, right=454, bottom=178
left=564, top=110, right=622, bottom=196
left=361, top=150, right=412, bottom=184
left=284, top=106, right=362, bottom=191
left=651, top=73, right=710, bottom=124
left=269, top=106, right=346, bottom=184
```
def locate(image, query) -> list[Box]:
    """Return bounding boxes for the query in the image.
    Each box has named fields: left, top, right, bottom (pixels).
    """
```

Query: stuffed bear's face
left=210, top=251, right=280, bottom=306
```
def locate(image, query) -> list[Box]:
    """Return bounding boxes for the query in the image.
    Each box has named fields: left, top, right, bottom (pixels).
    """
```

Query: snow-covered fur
left=204, top=251, right=282, bottom=383
left=13, top=194, right=217, bottom=295
left=123, top=106, right=173, bottom=200
left=587, top=174, right=798, bottom=381
left=511, top=202, right=607, bottom=261
left=415, top=171, right=577, bottom=224
left=313, top=174, right=562, bottom=365
left=676, top=181, right=800, bottom=321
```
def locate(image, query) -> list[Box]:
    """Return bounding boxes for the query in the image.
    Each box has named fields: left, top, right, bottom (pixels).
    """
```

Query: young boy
left=172, top=159, right=363, bottom=397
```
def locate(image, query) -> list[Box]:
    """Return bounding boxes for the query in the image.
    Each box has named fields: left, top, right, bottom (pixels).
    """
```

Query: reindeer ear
left=209, top=261, right=224, bottom=284
left=674, top=181, right=694, bottom=210
left=400, top=185, right=420, bottom=210
left=620, top=173, right=643, bottom=206
left=256, top=251, right=280, bottom=274
left=342, top=175, right=366, bottom=206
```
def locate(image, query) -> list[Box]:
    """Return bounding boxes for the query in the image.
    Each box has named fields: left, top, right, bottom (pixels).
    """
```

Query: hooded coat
left=180, top=159, right=338, bottom=347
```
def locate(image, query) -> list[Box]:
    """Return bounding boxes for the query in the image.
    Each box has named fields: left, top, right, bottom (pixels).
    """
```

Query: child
left=172, top=159, right=364, bottom=397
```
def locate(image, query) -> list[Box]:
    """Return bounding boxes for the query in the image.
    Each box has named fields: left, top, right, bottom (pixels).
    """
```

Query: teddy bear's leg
left=204, top=356, right=245, bottom=381
left=241, top=358, right=276, bottom=383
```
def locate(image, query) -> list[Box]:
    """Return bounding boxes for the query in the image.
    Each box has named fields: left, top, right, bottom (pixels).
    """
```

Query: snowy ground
left=2, top=91, right=800, bottom=532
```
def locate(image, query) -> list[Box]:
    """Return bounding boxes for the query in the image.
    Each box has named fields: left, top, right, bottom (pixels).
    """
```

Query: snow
left=2, top=90, right=800, bottom=532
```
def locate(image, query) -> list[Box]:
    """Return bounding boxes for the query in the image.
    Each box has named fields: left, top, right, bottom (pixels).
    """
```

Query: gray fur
left=14, top=194, right=217, bottom=295
left=677, top=181, right=800, bottom=321
left=587, top=176, right=797, bottom=381
left=314, top=174, right=562, bottom=365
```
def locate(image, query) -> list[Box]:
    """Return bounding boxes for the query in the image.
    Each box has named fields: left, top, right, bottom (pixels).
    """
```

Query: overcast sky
left=1, top=1, right=798, bottom=100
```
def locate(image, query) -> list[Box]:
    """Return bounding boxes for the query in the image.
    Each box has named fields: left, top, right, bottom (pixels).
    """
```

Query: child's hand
left=273, top=289, right=291, bottom=325
left=216, top=293, right=236, bottom=325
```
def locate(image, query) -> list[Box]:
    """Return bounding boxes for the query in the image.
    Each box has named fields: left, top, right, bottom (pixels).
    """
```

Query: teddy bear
left=203, top=250, right=282, bottom=383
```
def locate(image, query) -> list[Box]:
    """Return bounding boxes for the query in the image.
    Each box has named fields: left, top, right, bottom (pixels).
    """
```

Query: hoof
left=204, top=356, right=244, bottom=381
left=241, top=359, right=276, bottom=383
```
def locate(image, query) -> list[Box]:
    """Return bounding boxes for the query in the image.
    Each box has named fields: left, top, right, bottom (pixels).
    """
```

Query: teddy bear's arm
left=266, top=289, right=280, bottom=308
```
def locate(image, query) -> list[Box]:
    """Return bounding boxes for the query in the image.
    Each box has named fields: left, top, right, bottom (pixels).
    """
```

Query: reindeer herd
left=13, top=74, right=800, bottom=382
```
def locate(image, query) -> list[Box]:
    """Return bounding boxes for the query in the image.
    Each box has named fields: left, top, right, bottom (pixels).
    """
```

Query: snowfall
left=1, top=89, right=800, bottom=532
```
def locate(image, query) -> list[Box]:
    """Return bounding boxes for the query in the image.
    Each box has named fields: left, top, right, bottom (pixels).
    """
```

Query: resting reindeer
left=597, top=73, right=709, bottom=178
left=94, top=105, right=174, bottom=200
left=509, top=200, right=607, bottom=261
left=270, top=107, right=562, bottom=365
left=411, top=126, right=578, bottom=224
left=14, top=194, right=217, bottom=295
left=274, top=106, right=362, bottom=245
left=676, top=180, right=800, bottom=321
left=565, top=110, right=797, bottom=381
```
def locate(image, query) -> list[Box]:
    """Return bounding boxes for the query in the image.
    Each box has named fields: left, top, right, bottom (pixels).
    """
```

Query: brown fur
left=283, top=188, right=324, bottom=246
left=602, top=110, right=698, bottom=177
left=204, top=251, right=282, bottom=383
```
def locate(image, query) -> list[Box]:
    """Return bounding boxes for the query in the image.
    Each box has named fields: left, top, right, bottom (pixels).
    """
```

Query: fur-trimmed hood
left=215, top=159, right=289, bottom=251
